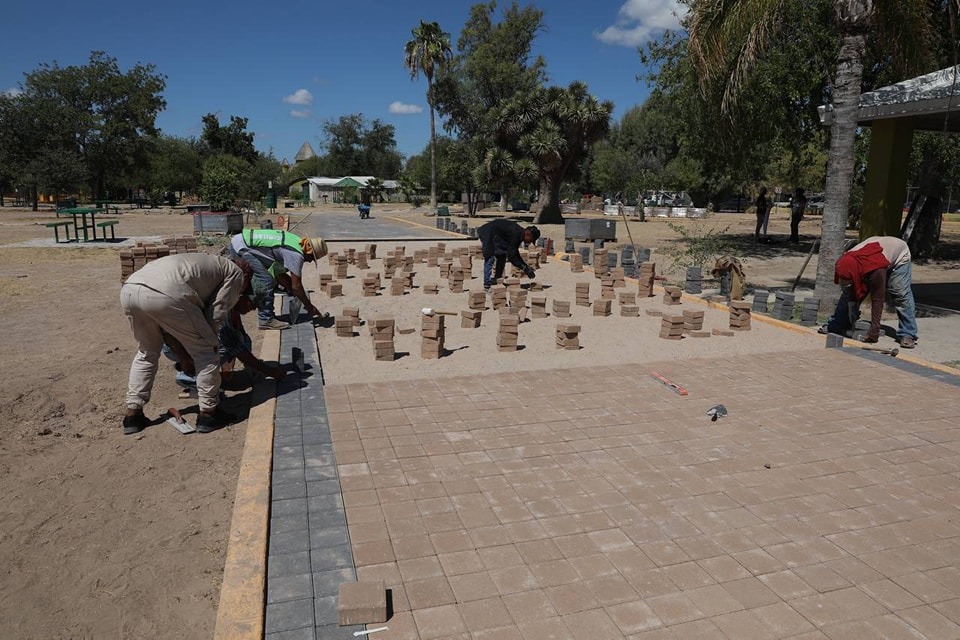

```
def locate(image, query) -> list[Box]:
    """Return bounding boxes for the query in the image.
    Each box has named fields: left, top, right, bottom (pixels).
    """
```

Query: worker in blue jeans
left=819, top=236, right=918, bottom=348
left=478, top=219, right=540, bottom=290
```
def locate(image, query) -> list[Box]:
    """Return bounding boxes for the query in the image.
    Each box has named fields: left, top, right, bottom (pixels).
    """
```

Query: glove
left=523, top=266, right=536, bottom=279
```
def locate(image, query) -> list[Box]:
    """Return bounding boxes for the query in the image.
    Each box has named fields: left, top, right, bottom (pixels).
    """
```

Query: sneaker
left=259, top=317, right=290, bottom=331
left=898, top=336, right=916, bottom=349
left=122, top=412, right=150, bottom=435
left=196, top=407, right=237, bottom=433
left=817, top=325, right=830, bottom=335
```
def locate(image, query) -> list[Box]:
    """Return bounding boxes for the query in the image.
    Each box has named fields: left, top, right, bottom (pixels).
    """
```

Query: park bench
left=436, top=206, right=450, bottom=216
left=186, top=203, right=210, bottom=213
left=95, top=219, right=120, bottom=240
left=45, top=221, right=72, bottom=243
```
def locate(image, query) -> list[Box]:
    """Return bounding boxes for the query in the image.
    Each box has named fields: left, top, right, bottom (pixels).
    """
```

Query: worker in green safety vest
left=229, top=229, right=328, bottom=330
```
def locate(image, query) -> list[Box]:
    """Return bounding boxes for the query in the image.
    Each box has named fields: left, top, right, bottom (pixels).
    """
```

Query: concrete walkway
left=258, top=305, right=960, bottom=638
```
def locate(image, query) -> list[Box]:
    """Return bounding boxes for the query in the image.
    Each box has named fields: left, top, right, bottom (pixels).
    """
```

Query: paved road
left=289, top=210, right=464, bottom=241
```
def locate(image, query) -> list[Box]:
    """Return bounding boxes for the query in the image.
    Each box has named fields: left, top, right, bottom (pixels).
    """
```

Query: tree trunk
left=533, top=172, right=565, bottom=225
left=499, top=193, right=507, bottom=213
left=32, top=184, right=38, bottom=212
left=428, top=79, right=438, bottom=212
left=814, top=31, right=866, bottom=305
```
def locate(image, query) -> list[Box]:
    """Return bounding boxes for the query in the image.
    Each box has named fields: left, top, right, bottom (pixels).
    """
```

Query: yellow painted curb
left=382, top=214, right=469, bottom=237
left=213, top=326, right=281, bottom=640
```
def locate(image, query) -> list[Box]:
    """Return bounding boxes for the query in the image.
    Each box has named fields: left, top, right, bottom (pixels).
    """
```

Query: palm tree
left=688, top=0, right=936, bottom=300
left=404, top=20, right=453, bottom=213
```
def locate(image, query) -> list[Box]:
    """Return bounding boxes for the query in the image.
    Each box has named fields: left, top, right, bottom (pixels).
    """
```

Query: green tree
left=199, top=155, right=248, bottom=211
left=404, top=20, right=454, bottom=212
left=143, top=135, right=202, bottom=199
left=687, top=0, right=939, bottom=297
left=201, top=114, right=258, bottom=163
left=322, top=114, right=402, bottom=177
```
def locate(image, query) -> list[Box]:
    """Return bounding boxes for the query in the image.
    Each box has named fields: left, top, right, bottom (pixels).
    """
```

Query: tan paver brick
left=502, top=588, right=559, bottom=623
left=412, top=603, right=466, bottom=639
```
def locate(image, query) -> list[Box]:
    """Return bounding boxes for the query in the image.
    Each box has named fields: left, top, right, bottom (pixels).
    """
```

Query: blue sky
left=2, top=0, right=686, bottom=164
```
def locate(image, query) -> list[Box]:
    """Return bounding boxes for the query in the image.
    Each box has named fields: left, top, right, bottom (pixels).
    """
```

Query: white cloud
left=283, top=89, right=314, bottom=106
left=595, top=0, right=688, bottom=47
left=389, top=101, right=423, bottom=115
left=3, top=87, right=23, bottom=98
left=290, top=109, right=311, bottom=118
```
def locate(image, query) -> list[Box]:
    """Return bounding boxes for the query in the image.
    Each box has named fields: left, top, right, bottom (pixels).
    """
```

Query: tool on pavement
left=420, top=307, right=457, bottom=317
left=706, top=404, right=728, bottom=421
left=166, top=407, right=196, bottom=434
left=650, top=372, right=689, bottom=396
left=860, top=345, right=899, bottom=357
left=287, top=297, right=302, bottom=324
left=353, top=628, right=388, bottom=637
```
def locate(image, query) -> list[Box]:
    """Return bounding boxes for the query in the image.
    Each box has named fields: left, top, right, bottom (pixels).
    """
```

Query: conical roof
left=294, top=142, right=316, bottom=163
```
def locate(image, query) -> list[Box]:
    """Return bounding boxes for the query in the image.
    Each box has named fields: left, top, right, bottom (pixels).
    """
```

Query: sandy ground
left=0, top=202, right=957, bottom=638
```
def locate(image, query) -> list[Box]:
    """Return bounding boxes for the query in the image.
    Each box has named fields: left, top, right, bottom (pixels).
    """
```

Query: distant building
left=307, top=176, right=401, bottom=204
left=294, top=142, right=316, bottom=164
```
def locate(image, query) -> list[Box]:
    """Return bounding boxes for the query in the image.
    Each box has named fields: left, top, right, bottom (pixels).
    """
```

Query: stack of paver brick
left=423, top=283, right=439, bottom=295
left=448, top=267, right=465, bottom=293
left=468, top=291, right=486, bottom=310
left=569, top=253, right=584, bottom=272
left=621, top=247, right=636, bottom=278
left=162, top=236, right=198, bottom=253
left=421, top=313, right=445, bottom=359
left=685, top=266, right=703, bottom=294
left=362, top=272, right=380, bottom=297
left=328, top=283, right=343, bottom=297
left=638, top=261, right=656, bottom=297
left=593, top=299, right=612, bottom=317
left=620, top=303, right=639, bottom=317
left=683, top=309, right=707, bottom=337
left=355, top=251, right=369, bottom=270
left=489, top=285, right=508, bottom=309
left=346, top=248, right=357, bottom=264
left=319, top=273, right=334, bottom=293
left=327, top=252, right=338, bottom=267
left=594, top=249, right=609, bottom=277
left=800, top=297, right=820, bottom=326
left=461, top=309, right=482, bottom=328
left=556, top=323, right=580, bottom=350
left=335, top=316, right=355, bottom=337
left=601, top=276, right=616, bottom=299
left=427, top=246, right=439, bottom=267
left=729, top=301, right=752, bottom=331
left=414, top=249, right=428, bottom=264
left=531, top=296, right=548, bottom=318
left=371, top=316, right=395, bottom=361
left=663, top=286, right=683, bottom=305
left=751, top=289, right=770, bottom=313
left=771, top=291, right=795, bottom=321
left=509, top=289, right=528, bottom=309
left=611, top=267, right=626, bottom=288
left=365, top=244, right=377, bottom=260
left=383, top=254, right=398, bottom=279
left=576, top=282, right=591, bottom=307
left=390, top=275, right=405, bottom=296
left=458, top=252, right=472, bottom=276
left=334, top=255, right=349, bottom=279
left=660, top=314, right=685, bottom=340
left=619, top=292, right=637, bottom=306
left=402, top=270, right=414, bottom=290
left=342, top=306, right=360, bottom=328
left=552, top=300, right=571, bottom=318
left=579, top=246, right=591, bottom=266
left=439, top=261, right=452, bottom=279
left=120, top=241, right=178, bottom=281
left=497, top=308, right=520, bottom=352
left=402, top=256, right=414, bottom=273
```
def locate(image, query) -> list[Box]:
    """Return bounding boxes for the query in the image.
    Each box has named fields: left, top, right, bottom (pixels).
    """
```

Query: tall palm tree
left=688, top=0, right=936, bottom=300
left=404, top=20, right=453, bottom=213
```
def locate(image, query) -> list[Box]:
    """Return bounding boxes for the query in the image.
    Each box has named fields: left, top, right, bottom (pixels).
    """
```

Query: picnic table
left=55, top=207, right=117, bottom=242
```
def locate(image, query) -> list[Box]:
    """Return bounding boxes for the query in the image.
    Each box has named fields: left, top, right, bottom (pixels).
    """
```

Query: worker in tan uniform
left=120, top=253, right=252, bottom=435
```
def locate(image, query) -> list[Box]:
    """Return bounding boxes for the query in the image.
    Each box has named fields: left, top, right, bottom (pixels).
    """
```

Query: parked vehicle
left=805, top=194, right=825, bottom=215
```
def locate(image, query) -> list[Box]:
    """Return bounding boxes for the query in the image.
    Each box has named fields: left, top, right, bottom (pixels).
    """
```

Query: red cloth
left=834, top=242, right=890, bottom=301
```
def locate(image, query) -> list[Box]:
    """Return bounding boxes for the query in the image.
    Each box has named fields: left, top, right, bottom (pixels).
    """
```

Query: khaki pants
left=120, top=284, right=221, bottom=412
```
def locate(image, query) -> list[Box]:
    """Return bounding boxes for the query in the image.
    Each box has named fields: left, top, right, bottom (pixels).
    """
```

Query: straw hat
left=304, top=237, right=327, bottom=260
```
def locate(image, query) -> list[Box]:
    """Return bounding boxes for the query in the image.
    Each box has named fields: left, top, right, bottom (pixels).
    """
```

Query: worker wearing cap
left=819, top=236, right=918, bottom=349
left=477, top=219, right=540, bottom=290
left=229, top=229, right=328, bottom=330
left=120, top=253, right=252, bottom=435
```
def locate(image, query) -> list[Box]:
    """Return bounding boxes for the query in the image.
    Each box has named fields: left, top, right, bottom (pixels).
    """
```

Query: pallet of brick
left=593, top=299, right=612, bottom=317
left=461, top=309, right=482, bottom=329
left=489, top=285, right=508, bottom=309
left=468, top=291, right=486, bottom=310
left=569, top=253, right=584, bottom=273
left=799, top=297, right=820, bottom=326
left=355, top=251, right=369, bottom=270
left=620, top=305, right=639, bottom=317
left=637, top=262, right=656, bottom=297
left=335, top=316, right=355, bottom=337
left=371, top=317, right=395, bottom=361
left=771, top=292, right=795, bottom=321
left=619, top=292, right=637, bottom=306
left=423, top=283, right=439, bottom=295
left=531, top=296, right=548, bottom=318
left=662, top=286, right=682, bottom=305
left=751, top=289, right=770, bottom=313
left=342, top=306, right=361, bottom=327
left=552, top=300, right=572, bottom=318
left=729, top=301, right=752, bottom=331
left=601, top=276, right=616, bottom=299
left=660, top=314, right=685, bottom=340
left=362, top=274, right=380, bottom=297
left=497, top=309, right=520, bottom=352
left=576, top=282, right=591, bottom=307
left=683, top=309, right=705, bottom=332
left=448, top=267, right=465, bottom=293
left=421, top=314, right=445, bottom=359
left=556, top=323, right=581, bottom=350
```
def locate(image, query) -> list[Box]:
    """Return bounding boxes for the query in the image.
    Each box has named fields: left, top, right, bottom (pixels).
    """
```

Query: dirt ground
left=0, top=202, right=957, bottom=638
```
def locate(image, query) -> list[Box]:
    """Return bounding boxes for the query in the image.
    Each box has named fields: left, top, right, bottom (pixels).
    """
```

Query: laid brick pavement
left=317, top=349, right=960, bottom=639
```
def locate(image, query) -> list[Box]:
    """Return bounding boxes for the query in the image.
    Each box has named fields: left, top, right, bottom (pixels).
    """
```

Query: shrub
left=662, top=220, right=734, bottom=274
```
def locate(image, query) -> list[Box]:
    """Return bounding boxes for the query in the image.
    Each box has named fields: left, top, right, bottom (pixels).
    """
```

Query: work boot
left=898, top=336, right=916, bottom=349
left=259, top=317, right=290, bottom=331
left=196, top=407, right=237, bottom=433
left=122, top=412, right=150, bottom=435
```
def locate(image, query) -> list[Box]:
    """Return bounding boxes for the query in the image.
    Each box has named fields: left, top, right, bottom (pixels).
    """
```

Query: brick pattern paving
left=264, top=310, right=362, bottom=640
left=322, top=350, right=960, bottom=639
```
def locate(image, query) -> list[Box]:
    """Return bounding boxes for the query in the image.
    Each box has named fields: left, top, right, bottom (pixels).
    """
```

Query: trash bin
left=264, top=189, right=277, bottom=210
